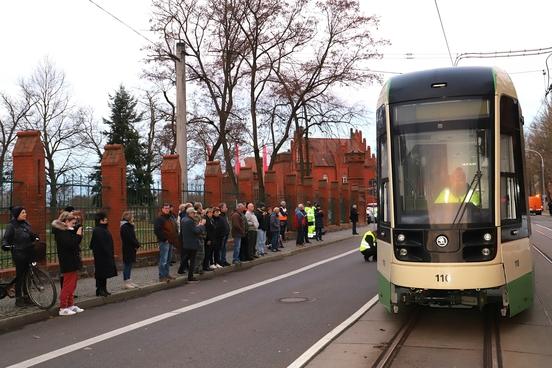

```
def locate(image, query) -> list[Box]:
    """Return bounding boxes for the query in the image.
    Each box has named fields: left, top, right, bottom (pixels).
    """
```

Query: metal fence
left=183, top=184, right=205, bottom=206
left=129, top=184, right=164, bottom=253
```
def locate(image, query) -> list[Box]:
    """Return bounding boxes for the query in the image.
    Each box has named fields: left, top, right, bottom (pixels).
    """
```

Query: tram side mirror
left=477, top=130, right=487, bottom=156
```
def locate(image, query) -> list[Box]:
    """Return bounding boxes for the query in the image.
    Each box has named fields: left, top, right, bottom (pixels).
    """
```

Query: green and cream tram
left=376, top=67, right=533, bottom=317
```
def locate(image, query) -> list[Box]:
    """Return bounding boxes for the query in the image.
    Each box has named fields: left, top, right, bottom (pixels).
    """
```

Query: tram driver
left=434, top=167, right=480, bottom=206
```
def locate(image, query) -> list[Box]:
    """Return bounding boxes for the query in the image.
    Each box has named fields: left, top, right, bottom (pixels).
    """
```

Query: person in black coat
left=314, top=204, right=324, bottom=241
left=1, top=206, right=38, bottom=307
left=203, top=208, right=217, bottom=271
left=52, top=211, right=84, bottom=315
left=350, top=204, right=359, bottom=235
left=90, top=211, right=117, bottom=297
left=178, top=207, right=206, bottom=281
left=120, top=211, right=140, bottom=289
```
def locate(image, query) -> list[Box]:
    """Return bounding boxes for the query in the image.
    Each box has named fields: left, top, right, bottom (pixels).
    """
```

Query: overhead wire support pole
left=434, top=0, right=454, bottom=66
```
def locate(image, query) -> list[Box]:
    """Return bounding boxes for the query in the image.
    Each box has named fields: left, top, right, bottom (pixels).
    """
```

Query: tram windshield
left=391, top=98, right=492, bottom=226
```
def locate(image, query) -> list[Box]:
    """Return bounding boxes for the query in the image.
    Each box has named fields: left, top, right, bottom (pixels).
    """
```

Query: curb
left=0, top=231, right=362, bottom=333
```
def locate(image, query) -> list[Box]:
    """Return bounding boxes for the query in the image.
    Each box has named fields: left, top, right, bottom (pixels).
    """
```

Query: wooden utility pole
left=176, top=42, right=188, bottom=199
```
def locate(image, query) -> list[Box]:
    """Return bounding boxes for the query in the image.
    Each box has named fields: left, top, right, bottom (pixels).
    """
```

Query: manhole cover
left=278, top=297, right=311, bottom=303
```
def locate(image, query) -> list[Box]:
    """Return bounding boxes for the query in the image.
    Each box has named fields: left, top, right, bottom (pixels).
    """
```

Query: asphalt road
left=2, top=236, right=378, bottom=368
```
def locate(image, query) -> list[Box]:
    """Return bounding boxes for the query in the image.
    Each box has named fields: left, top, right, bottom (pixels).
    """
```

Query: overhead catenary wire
left=434, top=0, right=454, bottom=66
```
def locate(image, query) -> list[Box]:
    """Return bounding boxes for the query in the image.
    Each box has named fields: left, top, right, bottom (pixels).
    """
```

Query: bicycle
left=1, top=245, right=57, bottom=310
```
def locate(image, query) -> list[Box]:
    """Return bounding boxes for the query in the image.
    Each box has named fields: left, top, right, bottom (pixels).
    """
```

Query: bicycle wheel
left=25, top=266, right=57, bottom=310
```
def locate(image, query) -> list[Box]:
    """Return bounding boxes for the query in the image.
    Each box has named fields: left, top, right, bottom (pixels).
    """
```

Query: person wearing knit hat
left=2, top=206, right=38, bottom=307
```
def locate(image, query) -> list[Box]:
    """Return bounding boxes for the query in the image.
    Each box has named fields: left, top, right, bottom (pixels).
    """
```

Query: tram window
left=378, top=132, right=390, bottom=225
left=500, top=95, right=525, bottom=223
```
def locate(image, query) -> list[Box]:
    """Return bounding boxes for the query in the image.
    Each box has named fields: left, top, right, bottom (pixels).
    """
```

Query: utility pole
left=176, top=42, right=188, bottom=200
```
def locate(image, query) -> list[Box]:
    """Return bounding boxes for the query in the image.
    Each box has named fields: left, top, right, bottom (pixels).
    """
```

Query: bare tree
left=0, top=89, right=35, bottom=185
left=526, top=97, right=552, bottom=197
left=148, top=0, right=250, bottom=194
left=265, top=0, right=386, bottom=180
left=21, top=57, right=81, bottom=209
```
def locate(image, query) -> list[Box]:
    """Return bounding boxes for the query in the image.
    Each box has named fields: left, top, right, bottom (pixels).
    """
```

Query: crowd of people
left=1, top=199, right=373, bottom=316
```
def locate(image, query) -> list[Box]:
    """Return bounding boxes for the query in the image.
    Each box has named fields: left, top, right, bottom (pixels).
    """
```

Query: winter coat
left=52, top=220, right=82, bottom=273
left=120, top=221, right=140, bottom=264
left=180, top=216, right=205, bottom=250
left=245, top=210, right=259, bottom=231
left=89, top=223, right=117, bottom=279
left=205, top=216, right=216, bottom=244
left=295, top=208, right=305, bottom=227
left=2, top=219, right=38, bottom=253
left=154, top=214, right=179, bottom=246
left=350, top=207, right=359, bottom=222
left=219, top=212, right=230, bottom=236
left=315, top=209, right=324, bottom=229
left=269, top=213, right=280, bottom=233
left=213, top=215, right=226, bottom=240
left=255, top=210, right=266, bottom=231
left=231, top=210, right=246, bottom=238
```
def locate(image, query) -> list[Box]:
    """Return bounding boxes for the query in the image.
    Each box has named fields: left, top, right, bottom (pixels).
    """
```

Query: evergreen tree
left=103, top=85, right=152, bottom=202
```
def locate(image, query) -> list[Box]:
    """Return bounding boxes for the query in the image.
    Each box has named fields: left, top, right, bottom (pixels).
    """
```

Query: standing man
left=314, top=203, right=324, bottom=241
left=295, top=204, right=305, bottom=246
left=231, top=203, right=246, bottom=264
left=255, top=205, right=267, bottom=257
left=350, top=204, right=359, bottom=235
left=154, top=204, right=177, bottom=282
left=305, top=201, right=315, bottom=241
left=179, top=207, right=206, bottom=281
left=244, top=202, right=259, bottom=260
left=279, top=201, right=288, bottom=241
left=270, top=207, right=281, bottom=252
left=218, top=203, right=231, bottom=266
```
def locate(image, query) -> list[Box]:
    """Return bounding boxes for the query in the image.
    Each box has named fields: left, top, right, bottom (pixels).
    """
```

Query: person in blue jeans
left=270, top=207, right=281, bottom=252
left=230, top=203, right=246, bottom=264
left=154, top=204, right=178, bottom=282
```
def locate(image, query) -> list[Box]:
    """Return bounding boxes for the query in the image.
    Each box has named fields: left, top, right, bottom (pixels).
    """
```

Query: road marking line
left=7, top=248, right=358, bottom=368
left=534, top=223, right=552, bottom=232
left=287, top=295, right=379, bottom=368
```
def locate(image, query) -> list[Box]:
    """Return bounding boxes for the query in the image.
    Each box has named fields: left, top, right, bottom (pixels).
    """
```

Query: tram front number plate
left=435, top=274, right=451, bottom=283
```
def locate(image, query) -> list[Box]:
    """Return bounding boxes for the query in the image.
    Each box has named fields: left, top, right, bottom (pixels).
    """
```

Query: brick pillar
left=12, top=131, right=46, bottom=245
left=330, top=181, right=340, bottom=226
left=303, top=176, right=313, bottom=204
left=239, top=167, right=254, bottom=203
left=318, top=179, right=329, bottom=227
left=358, top=186, right=367, bottom=224
left=161, top=154, right=182, bottom=208
left=341, top=181, right=350, bottom=225
left=284, top=174, right=297, bottom=230
left=101, top=144, right=126, bottom=260
left=204, top=160, right=223, bottom=207
left=265, top=170, right=278, bottom=207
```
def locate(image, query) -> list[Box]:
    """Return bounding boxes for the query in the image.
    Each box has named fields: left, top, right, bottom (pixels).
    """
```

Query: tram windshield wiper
left=452, top=170, right=482, bottom=226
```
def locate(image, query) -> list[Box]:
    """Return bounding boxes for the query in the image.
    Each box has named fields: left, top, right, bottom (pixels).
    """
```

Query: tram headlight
left=399, top=248, right=408, bottom=257
left=481, top=247, right=491, bottom=256
left=397, top=234, right=405, bottom=242
left=483, top=233, right=492, bottom=242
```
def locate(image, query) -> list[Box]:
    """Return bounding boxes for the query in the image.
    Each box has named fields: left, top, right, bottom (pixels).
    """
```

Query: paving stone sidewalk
left=0, top=225, right=368, bottom=332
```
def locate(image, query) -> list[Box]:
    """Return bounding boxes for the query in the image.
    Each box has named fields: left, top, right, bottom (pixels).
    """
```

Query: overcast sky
left=1, top=0, right=550, bottom=153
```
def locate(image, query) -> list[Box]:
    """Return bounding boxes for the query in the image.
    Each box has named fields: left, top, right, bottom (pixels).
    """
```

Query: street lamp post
left=526, top=149, right=546, bottom=203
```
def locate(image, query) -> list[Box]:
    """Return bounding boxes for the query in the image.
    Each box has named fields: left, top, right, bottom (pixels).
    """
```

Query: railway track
left=371, top=306, right=503, bottom=368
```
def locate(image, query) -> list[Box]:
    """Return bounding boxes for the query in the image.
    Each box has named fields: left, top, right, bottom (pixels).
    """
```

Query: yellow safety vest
left=359, top=231, right=377, bottom=252
left=434, top=188, right=480, bottom=206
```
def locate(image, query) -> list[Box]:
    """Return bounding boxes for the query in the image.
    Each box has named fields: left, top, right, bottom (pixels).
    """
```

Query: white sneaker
left=215, top=264, right=223, bottom=269
left=69, top=305, right=84, bottom=313
left=59, top=308, right=76, bottom=316
left=130, top=282, right=139, bottom=288
left=124, top=281, right=137, bottom=289
left=209, top=265, right=217, bottom=270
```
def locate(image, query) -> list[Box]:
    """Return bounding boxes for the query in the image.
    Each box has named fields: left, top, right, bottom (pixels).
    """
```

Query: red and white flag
left=235, top=143, right=241, bottom=176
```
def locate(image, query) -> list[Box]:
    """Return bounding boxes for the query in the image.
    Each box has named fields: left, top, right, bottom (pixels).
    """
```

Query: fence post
left=318, top=179, right=329, bottom=227
left=12, top=131, right=46, bottom=246
left=161, top=154, right=182, bottom=207
left=331, top=181, right=340, bottom=226
left=284, top=173, right=297, bottom=230
left=238, top=167, right=253, bottom=204
left=101, top=144, right=126, bottom=260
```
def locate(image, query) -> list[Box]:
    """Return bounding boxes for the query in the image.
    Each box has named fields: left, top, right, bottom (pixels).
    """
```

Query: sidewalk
left=0, top=225, right=368, bottom=332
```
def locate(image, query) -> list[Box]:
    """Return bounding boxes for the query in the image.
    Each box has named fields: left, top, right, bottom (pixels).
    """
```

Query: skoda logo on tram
left=436, top=235, right=448, bottom=248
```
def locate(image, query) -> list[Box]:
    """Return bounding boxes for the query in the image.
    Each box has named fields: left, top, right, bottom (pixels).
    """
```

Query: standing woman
left=52, top=211, right=84, bottom=316
left=120, top=211, right=140, bottom=289
left=90, top=212, right=117, bottom=297
left=1, top=206, right=38, bottom=307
